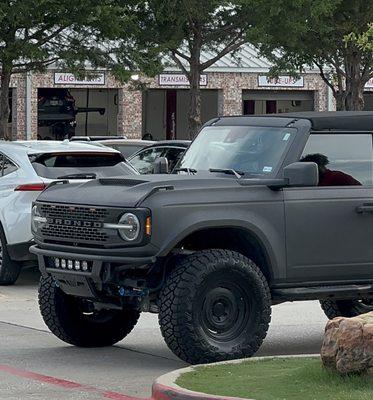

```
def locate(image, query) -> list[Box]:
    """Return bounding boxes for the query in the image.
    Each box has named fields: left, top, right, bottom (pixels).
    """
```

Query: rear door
left=284, top=132, right=373, bottom=283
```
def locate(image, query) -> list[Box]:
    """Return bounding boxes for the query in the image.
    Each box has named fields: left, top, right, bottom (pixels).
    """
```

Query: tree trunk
left=345, top=79, right=365, bottom=111
left=188, top=65, right=202, bottom=139
left=187, top=37, right=202, bottom=140
left=0, top=69, right=12, bottom=140
left=344, top=53, right=365, bottom=111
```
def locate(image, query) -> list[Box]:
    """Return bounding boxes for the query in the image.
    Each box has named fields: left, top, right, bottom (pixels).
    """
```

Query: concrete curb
left=151, top=354, right=320, bottom=400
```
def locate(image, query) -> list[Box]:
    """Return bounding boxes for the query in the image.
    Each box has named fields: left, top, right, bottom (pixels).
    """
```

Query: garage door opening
left=37, top=88, right=118, bottom=140
left=242, top=90, right=314, bottom=115
left=143, top=89, right=219, bottom=140
left=364, top=92, right=373, bottom=111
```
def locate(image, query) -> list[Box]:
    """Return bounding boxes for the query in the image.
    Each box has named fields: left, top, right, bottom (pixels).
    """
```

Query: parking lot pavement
left=0, top=268, right=329, bottom=399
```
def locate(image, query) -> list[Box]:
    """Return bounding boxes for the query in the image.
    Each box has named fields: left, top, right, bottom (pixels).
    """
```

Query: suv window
left=29, top=152, right=136, bottom=179
left=0, top=154, right=18, bottom=176
left=129, top=147, right=164, bottom=174
left=302, top=133, right=373, bottom=186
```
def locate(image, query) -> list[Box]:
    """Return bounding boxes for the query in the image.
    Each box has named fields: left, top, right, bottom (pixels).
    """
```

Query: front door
left=284, top=132, right=373, bottom=283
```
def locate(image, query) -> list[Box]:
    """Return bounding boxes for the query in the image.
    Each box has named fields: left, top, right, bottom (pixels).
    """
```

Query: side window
left=3, top=155, right=18, bottom=176
left=301, top=134, right=373, bottom=186
left=163, top=147, right=185, bottom=172
left=129, top=147, right=164, bottom=174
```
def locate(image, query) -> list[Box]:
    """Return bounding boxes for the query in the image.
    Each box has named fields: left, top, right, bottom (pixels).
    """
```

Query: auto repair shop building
left=6, top=44, right=373, bottom=141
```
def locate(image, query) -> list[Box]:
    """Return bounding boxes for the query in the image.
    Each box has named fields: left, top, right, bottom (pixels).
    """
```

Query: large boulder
left=321, top=311, right=373, bottom=375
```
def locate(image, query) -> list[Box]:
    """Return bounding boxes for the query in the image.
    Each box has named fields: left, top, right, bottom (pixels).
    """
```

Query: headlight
left=31, top=205, right=47, bottom=233
left=118, top=213, right=140, bottom=241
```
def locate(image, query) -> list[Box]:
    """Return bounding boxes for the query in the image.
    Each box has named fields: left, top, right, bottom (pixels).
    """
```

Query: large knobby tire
left=158, top=249, right=271, bottom=364
left=0, top=227, right=21, bottom=285
left=320, top=299, right=373, bottom=319
left=39, top=275, right=140, bottom=347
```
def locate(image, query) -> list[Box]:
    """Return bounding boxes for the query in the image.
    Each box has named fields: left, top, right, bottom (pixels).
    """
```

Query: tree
left=247, top=0, right=373, bottom=111
left=134, top=0, right=254, bottom=138
left=0, top=0, right=161, bottom=140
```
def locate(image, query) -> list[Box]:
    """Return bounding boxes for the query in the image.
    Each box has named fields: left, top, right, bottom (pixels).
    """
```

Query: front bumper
left=30, top=245, right=156, bottom=299
left=7, top=240, right=36, bottom=262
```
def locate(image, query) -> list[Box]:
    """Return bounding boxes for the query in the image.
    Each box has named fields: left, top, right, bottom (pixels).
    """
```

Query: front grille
left=40, top=203, right=109, bottom=243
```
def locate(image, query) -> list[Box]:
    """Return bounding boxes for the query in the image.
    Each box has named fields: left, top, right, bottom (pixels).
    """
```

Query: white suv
left=0, top=140, right=137, bottom=285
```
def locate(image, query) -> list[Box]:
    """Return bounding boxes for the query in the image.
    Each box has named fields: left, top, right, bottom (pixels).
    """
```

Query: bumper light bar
left=51, top=258, right=91, bottom=272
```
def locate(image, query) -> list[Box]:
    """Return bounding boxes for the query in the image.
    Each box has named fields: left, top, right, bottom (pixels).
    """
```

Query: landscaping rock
left=321, top=311, right=373, bottom=375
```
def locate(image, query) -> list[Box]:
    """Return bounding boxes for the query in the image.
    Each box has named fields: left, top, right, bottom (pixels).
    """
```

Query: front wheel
left=39, top=275, right=140, bottom=347
left=320, top=299, right=373, bottom=319
left=158, top=249, right=271, bottom=364
left=0, top=228, right=21, bottom=285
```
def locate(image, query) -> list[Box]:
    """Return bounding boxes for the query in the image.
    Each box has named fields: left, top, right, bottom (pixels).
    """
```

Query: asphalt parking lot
left=0, top=268, right=328, bottom=400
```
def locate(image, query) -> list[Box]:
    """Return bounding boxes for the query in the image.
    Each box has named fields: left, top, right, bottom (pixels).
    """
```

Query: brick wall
left=11, top=70, right=330, bottom=140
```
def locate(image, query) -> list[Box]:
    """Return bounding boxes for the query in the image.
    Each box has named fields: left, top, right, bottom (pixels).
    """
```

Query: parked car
left=128, top=140, right=190, bottom=173
left=0, top=140, right=137, bottom=285
left=70, top=136, right=127, bottom=142
left=99, top=139, right=155, bottom=158
left=32, top=111, right=373, bottom=364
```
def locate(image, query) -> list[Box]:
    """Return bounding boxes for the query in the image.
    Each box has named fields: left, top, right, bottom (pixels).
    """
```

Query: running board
left=272, top=284, right=373, bottom=301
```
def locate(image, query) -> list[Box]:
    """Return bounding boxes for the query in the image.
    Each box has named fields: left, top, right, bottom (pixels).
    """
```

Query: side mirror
left=283, top=162, right=319, bottom=187
left=153, top=157, right=169, bottom=174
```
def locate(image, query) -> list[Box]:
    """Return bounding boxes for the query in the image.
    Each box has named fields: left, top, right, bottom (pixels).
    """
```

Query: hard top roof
left=213, top=111, right=373, bottom=131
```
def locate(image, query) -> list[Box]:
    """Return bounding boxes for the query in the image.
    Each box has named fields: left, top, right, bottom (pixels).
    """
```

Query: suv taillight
left=15, top=183, right=47, bottom=191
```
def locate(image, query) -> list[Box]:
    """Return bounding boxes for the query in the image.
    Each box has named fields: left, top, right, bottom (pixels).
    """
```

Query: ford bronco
left=31, top=112, right=373, bottom=364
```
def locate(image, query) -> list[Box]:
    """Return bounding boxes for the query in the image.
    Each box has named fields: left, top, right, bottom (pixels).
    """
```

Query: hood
left=36, top=173, right=247, bottom=208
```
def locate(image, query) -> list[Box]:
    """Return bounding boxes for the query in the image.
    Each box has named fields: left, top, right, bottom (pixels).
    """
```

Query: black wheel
left=39, top=275, right=140, bottom=347
left=158, top=249, right=271, bottom=364
left=320, top=299, right=373, bottom=319
left=0, top=227, right=21, bottom=285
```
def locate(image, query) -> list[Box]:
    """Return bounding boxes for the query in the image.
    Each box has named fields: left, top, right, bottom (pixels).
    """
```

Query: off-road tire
left=158, top=249, right=271, bottom=364
left=39, top=275, right=140, bottom=347
left=0, top=227, right=21, bottom=285
left=320, top=299, right=373, bottom=319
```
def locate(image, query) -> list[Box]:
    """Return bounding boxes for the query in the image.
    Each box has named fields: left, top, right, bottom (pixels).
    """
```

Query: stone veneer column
left=118, top=88, right=143, bottom=139
left=222, top=82, right=242, bottom=116
left=11, top=75, right=27, bottom=139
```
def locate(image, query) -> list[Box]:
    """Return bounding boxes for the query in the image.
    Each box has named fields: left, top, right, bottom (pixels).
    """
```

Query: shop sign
left=365, top=78, right=373, bottom=88
left=158, top=73, right=208, bottom=87
left=54, top=72, right=106, bottom=85
left=258, top=75, right=304, bottom=88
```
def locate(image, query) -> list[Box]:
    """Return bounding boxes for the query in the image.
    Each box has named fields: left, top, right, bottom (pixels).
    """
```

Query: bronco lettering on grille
left=47, top=218, right=103, bottom=229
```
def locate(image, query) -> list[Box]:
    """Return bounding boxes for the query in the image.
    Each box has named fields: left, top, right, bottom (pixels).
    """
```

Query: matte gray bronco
left=32, top=112, right=373, bottom=364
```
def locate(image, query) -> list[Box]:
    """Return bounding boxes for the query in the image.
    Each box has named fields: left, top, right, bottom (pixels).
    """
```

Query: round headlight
left=118, top=213, right=140, bottom=241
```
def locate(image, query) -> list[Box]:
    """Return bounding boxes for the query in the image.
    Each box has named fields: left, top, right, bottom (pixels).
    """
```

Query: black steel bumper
left=30, top=245, right=156, bottom=299
left=7, top=241, right=36, bottom=262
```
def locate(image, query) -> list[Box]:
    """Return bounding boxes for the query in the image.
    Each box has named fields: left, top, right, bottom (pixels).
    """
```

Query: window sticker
left=283, top=133, right=291, bottom=141
left=263, top=166, right=273, bottom=173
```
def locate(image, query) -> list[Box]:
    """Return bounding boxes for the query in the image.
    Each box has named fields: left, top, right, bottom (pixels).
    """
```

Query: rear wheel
left=39, top=275, right=140, bottom=347
left=159, top=249, right=271, bottom=364
left=320, top=299, right=373, bottom=319
left=0, top=228, right=22, bottom=285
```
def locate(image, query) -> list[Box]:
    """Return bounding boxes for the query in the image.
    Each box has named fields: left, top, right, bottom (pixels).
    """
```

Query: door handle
left=356, top=204, right=373, bottom=214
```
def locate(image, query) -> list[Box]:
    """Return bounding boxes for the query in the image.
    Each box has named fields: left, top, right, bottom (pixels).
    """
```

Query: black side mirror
left=283, top=162, right=319, bottom=187
left=153, top=157, right=169, bottom=174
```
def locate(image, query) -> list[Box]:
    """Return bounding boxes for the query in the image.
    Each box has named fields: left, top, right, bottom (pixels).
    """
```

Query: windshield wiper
left=174, top=167, right=197, bottom=174
left=57, top=173, right=97, bottom=179
left=209, top=168, right=244, bottom=178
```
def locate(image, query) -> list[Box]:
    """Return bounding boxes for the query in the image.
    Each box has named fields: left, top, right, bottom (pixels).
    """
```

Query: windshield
left=178, top=126, right=296, bottom=177
left=29, top=152, right=137, bottom=179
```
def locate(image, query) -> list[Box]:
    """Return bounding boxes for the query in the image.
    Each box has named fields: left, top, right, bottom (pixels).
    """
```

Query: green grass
left=176, top=357, right=373, bottom=400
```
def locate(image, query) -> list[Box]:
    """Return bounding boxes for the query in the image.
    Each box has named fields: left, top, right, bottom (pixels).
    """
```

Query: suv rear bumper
left=8, top=240, right=36, bottom=262
left=30, top=245, right=156, bottom=299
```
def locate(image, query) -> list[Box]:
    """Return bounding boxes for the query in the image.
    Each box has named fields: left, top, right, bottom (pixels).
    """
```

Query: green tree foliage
left=0, top=0, right=161, bottom=140
left=129, top=0, right=254, bottom=138
left=247, top=0, right=373, bottom=110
